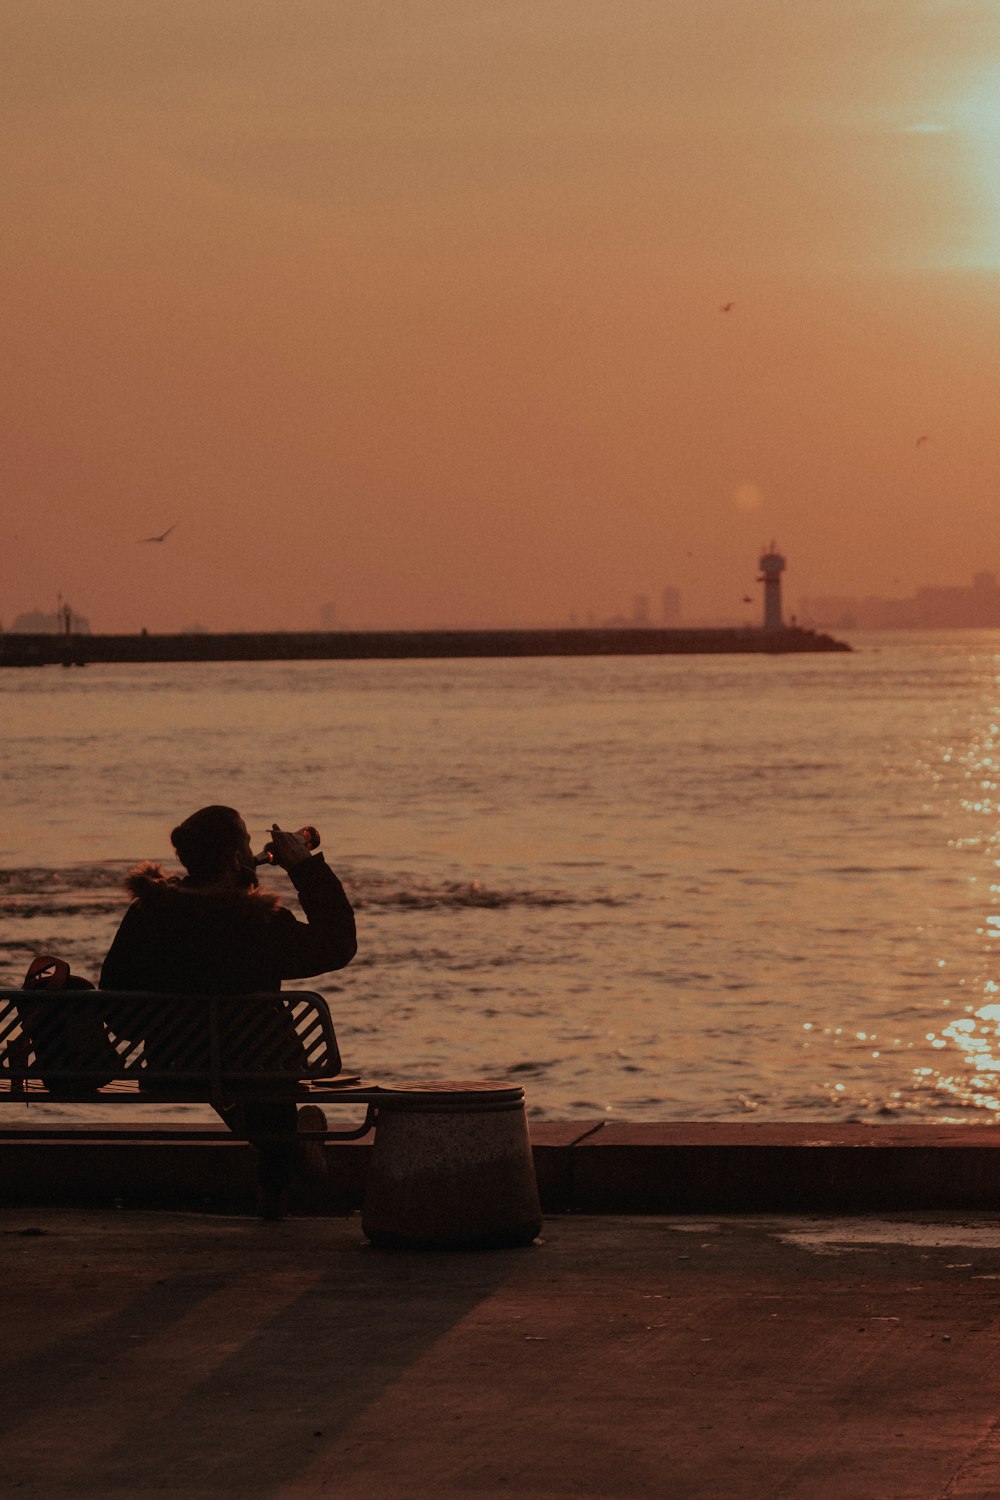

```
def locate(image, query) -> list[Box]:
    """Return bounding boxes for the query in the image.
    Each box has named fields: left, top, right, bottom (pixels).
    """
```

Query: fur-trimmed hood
left=124, top=861, right=281, bottom=917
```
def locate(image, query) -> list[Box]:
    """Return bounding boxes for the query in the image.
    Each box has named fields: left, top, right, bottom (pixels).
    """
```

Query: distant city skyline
left=800, top=570, right=1000, bottom=631
left=17, top=564, right=1000, bottom=635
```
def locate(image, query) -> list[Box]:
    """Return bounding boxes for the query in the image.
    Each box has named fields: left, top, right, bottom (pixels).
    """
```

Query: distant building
left=8, top=608, right=91, bottom=634
left=661, top=587, right=681, bottom=626
left=910, top=570, right=1000, bottom=627
left=320, top=603, right=338, bottom=630
left=632, top=594, right=650, bottom=626
left=800, top=571, right=1000, bottom=629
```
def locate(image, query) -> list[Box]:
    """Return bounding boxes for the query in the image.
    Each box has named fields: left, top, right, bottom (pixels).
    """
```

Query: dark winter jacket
left=100, top=855, right=356, bottom=995
left=99, top=856, right=357, bottom=1078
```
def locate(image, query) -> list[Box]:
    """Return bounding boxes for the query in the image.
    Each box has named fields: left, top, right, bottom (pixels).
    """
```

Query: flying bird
left=915, top=435, right=929, bottom=447
left=720, top=302, right=735, bottom=313
left=139, top=523, right=177, bottom=543
left=742, top=595, right=753, bottom=604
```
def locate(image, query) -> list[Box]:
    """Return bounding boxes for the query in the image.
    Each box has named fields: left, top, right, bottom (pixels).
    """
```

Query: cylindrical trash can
left=361, top=1081, right=542, bottom=1250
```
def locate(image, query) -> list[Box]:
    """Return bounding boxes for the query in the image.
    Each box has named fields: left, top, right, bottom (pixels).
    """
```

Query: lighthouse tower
left=758, top=544, right=786, bottom=633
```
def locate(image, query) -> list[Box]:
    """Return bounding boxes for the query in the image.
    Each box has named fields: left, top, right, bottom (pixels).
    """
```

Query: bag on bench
left=17, top=956, right=119, bottom=1094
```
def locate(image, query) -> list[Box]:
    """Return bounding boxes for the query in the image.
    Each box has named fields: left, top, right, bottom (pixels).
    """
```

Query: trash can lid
left=372, top=1079, right=525, bottom=1112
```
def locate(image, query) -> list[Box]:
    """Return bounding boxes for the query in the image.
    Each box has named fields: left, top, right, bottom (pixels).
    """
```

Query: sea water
left=3, top=633, right=1000, bottom=1123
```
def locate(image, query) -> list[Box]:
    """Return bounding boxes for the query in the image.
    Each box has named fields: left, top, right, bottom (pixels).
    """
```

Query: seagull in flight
left=139, top=523, right=177, bottom=543
left=720, top=302, right=735, bottom=313
left=915, top=435, right=929, bottom=447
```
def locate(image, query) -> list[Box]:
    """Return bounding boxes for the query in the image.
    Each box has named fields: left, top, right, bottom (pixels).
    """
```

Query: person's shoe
left=297, top=1104, right=328, bottom=1180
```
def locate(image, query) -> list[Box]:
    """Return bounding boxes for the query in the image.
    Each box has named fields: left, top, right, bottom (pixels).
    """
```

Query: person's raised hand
left=267, top=823, right=312, bottom=870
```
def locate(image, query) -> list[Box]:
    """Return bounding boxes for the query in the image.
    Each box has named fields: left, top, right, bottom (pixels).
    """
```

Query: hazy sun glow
left=2, top=2, right=1000, bottom=632
left=952, top=70, right=1000, bottom=265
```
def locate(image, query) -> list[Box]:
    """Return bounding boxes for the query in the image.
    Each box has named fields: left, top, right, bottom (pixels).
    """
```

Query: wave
left=0, top=864, right=133, bottom=921
left=0, top=864, right=131, bottom=895
left=345, top=873, right=621, bottom=912
left=0, top=862, right=623, bottom=916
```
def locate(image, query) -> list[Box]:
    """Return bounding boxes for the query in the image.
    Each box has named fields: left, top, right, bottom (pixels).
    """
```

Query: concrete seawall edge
left=3, top=1122, right=999, bottom=1215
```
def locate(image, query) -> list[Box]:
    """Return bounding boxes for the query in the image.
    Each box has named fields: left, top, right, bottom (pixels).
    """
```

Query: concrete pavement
left=5, top=1207, right=1000, bottom=1498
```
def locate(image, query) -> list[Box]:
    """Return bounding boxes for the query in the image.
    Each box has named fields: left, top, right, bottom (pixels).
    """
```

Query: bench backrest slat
left=0, top=990, right=342, bottom=1085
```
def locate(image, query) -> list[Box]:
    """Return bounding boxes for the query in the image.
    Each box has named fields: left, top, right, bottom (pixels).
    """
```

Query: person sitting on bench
left=100, top=805, right=357, bottom=1218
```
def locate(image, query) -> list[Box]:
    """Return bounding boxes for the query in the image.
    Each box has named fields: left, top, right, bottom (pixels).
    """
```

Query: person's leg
left=215, top=1097, right=298, bottom=1217
left=296, top=1102, right=329, bottom=1180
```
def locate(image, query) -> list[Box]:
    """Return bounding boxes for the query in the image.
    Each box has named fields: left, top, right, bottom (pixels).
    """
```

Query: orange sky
left=3, top=1, right=1000, bottom=631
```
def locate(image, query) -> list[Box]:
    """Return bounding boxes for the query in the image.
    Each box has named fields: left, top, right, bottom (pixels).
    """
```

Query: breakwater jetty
left=0, top=624, right=850, bottom=667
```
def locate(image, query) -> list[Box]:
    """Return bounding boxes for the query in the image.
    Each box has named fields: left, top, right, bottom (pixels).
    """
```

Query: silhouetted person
left=101, top=805, right=356, bottom=1217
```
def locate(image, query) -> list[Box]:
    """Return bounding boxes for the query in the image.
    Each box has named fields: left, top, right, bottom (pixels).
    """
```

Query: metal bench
left=0, top=987, right=542, bottom=1247
left=0, top=988, right=379, bottom=1139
